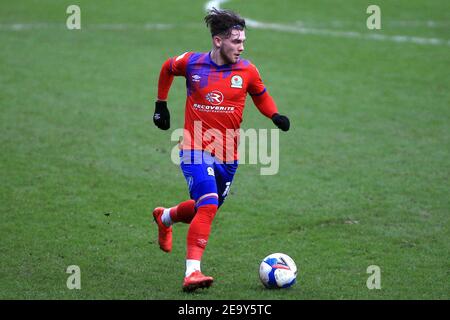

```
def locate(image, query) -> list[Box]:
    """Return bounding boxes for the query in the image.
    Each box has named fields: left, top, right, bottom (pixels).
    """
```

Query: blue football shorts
left=180, top=150, right=239, bottom=208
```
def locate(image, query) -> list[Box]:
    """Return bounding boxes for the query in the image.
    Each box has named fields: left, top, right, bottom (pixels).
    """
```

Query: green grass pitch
left=0, top=0, right=449, bottom=299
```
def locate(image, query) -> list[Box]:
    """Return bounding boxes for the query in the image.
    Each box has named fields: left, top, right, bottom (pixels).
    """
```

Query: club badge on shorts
left=231, top=75, right=243, bottom=88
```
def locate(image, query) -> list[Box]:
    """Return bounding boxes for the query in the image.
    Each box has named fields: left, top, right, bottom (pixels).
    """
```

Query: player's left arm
left=248, top=65, right=290, bottom=132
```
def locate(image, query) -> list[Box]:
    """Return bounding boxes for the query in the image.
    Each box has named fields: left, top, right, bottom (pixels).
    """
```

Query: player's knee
left=196, top=193, right=219, bottom=208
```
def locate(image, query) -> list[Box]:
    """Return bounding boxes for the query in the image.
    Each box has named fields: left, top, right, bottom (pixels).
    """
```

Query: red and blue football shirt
left=157, top=51, right=278, bottom=161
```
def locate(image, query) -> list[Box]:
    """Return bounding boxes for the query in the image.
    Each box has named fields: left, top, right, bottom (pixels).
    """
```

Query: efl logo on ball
left=259, top=253, right=297, bottom=289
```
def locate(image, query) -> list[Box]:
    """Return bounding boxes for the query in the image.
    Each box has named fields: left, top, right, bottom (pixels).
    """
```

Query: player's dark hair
left=204, top=8, right=246, bottom=38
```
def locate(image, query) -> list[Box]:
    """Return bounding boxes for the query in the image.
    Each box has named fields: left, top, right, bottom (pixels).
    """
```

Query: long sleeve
left=251, top=91, right=278, bottom=118
left=247, top=63, right=278, bottom=118
left=157, top=58, right=175, bottom=101
left=157, top=52, right=192, bottom=101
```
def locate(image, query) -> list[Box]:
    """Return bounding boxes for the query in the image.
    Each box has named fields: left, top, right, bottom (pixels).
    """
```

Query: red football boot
left=152, top=207, right=172, bottom=253
left=182, top=271, right=214, bottom=292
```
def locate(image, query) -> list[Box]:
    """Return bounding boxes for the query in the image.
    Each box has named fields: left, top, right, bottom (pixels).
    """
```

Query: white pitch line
left=0, top=22, right=175, bottom=31
left=245, top=19, right=450, bottom=46
left=204, top=0, right=229, bottom=11
left=2, top=2, right=449, bottom=47
left=204, top=0, right=450, bottom=46
left=293, top=20, right=450, bottom=28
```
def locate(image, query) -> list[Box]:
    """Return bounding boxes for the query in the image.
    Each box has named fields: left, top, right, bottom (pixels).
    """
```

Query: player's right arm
left=154, top=52, right=192, bottom=130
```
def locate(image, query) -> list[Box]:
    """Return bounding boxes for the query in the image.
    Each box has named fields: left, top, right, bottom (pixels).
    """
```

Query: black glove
left=272, top=113, right=290, bottom=131
left=153, top=100, right=170, bottom=130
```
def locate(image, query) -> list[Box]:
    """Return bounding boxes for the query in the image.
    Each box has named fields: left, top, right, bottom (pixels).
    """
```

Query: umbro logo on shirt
left=192, top=74, right=201, bottom=82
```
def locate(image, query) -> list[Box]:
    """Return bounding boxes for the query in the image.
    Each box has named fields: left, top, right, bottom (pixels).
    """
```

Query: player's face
left=220, top=29, right=246, bottom=64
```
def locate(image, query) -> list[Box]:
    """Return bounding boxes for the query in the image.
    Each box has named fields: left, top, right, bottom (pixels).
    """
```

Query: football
left=259, top=253, right=297, bottom=289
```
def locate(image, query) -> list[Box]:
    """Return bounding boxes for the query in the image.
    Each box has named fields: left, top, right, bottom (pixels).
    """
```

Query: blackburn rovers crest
left=231, top=75, right=243, bottom=88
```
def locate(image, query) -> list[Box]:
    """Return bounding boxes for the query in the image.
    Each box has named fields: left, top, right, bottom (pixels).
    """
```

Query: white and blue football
left=259, top=253, right=297, bottom=289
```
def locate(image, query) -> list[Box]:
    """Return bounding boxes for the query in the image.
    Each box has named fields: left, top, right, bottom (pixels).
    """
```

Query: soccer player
left=152, top=8, right=290, bottom=292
